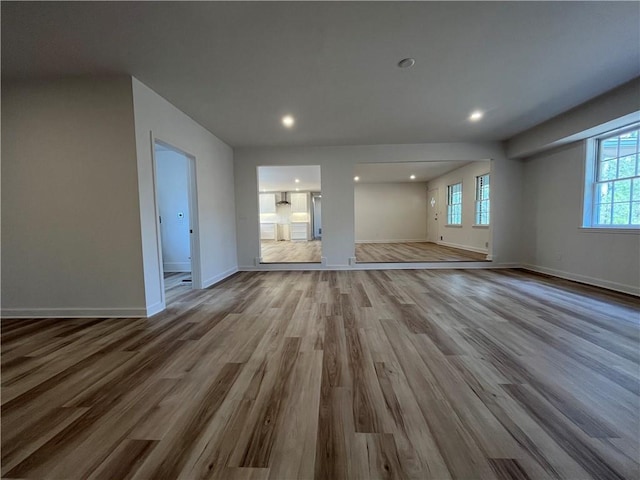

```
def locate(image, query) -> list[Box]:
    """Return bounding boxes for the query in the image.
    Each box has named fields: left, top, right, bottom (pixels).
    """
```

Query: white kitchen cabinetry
left=290, top=223, right=308, bottom=241
left=259, top=193, right=276, bottom=214
left=260, top=223, right=276, bottom=240
left=289, top=192, right=308, bottom=214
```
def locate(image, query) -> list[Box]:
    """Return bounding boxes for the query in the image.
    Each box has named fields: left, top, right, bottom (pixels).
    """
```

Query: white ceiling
left=354, top=161, right=479, bottom=184
left=258, top=165, right=321, bottom=192
left=2, top=2, right=639, bottom=148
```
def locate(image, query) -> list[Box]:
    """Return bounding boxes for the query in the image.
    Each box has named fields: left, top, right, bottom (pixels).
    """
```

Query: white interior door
left=427, top=188, right=439, bottom=243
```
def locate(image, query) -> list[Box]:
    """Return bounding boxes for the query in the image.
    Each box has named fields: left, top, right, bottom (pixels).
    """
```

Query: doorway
left=257, top=165, right=322, bottom=263
left=312, top=193, right=322, bottom=239
left=154, top=140, right=200, bottom=303
left=427, top=187, right=439, bottom=243
left=353, top=161, right=490, bottom=263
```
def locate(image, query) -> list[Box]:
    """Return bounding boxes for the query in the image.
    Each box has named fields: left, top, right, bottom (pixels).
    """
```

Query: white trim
left=1, top=307, right=148, bottom=319
left=522, top=264, right=639, bottom=297
left=444, top=224, right=463, bottom=228
left=187, top=154, right=203, bottom=289
left=146, top=301, right=165, bottom=317
left=240, top=263, right=343, bottom=271
left=150, top=133, right=166, bottom=309
left=152, top=137, right=203, bottom=302
left=202, top=266, right=239, bottom=288
left=578, top=227, right=640, bottom=234
left=239, top=262, right=514, bottom=272
left=355, top=238, right=429, bottom=244
left=348, top=262, right=505, bottom=270
left=163, top=262, right=191, bottom=272
left=437, top=240, right=488, bottom=255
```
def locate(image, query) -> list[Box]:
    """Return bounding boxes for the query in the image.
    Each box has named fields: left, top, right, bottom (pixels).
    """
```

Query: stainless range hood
left=276, top=192, right=290, bottom=205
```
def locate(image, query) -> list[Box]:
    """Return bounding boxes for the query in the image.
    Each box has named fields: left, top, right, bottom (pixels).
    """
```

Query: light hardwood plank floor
left=2, top=269, right=639, bottom=479
left=164, top=272, right=192, bottom=304
left=356, top=241, right=488, bottom=262
left=163, top=272, right=191, bottom=289
left=261, top=240, right=322, bottom=263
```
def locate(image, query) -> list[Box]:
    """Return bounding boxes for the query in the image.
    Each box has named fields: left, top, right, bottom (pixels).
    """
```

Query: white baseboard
left=239, top=263, right=346, bottom=271
left=1, top=307, right=148, bottom=319
left=522, top=264, right=640, bottom=296
left=238, top=261, right=517, bottom=271
left=355, top=238, right=429, bottom=244
left=202, top=266, right=239, bottom=288
left=146, top=301, right=165, bottom=317
left=437, top=240, right=489, bottom=255
left=163, top=262, right=191, bottom=272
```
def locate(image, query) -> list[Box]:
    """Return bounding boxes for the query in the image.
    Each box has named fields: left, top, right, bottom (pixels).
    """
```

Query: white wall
left=235, top=143, right=522, bottom=268
left=509, top=78, right=640, bottom=295
left=508, top=77, right=640, bottom=159
left=522, top=142, right=640, bottom=295
left=354, top=182, right=428, bottom=242
left=1, top=77, right=146, bottom=317
left=156, top=150, right=191, bottom=272
left=132, top=78, right=237, bottom=314
left=426, top=161, right=491, bottom=254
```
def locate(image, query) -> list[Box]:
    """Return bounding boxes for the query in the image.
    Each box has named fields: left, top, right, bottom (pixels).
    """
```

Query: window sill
left=472, top=224, right=489, bottom=229
left=445, top=224, right=463, bottom=228
left=579, top=227, right=640, bottom=234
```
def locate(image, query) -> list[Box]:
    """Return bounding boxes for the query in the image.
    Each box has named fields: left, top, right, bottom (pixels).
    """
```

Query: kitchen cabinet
left=260, top=223, right=276, bottom=240
left=259, top=193, right=276, bottom=214
left=290, top=222, right=308, bottom=241
left=289, top=192, right=308, bottom=214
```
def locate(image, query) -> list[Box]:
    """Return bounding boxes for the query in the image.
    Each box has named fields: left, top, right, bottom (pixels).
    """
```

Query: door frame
left=427, top=187, right=439, bottom=243
left=151, top=136, right=202, bottom=309
left=311, top=192, right=322, bottom=239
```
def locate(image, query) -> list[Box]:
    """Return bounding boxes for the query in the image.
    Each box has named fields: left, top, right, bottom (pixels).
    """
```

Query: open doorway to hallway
left=154, top=141, right=197, bottom=301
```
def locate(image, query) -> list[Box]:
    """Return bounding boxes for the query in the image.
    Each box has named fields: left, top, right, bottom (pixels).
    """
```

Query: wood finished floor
left=356, top=242, right=488, bottom=262
left=2, top=269, right=639, bottom=479
left=164, top=272, right=192, bottom=304
left=261, top=240, right=322, bottom=263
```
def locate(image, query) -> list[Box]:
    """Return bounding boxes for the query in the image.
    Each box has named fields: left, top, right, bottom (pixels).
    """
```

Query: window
left=475, top=173, right=490, bottom=225
left=447, top=182, right=462, bottom=225
left=586, top=125, right=639, bottom=228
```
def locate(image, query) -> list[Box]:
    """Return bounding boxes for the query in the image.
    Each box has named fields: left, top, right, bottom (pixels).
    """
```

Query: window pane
left=619, top=133, right=637, bottom=157
left=597, top=203, right=612, bottom=225
left=589, top=126, right=640, bottom=228
left=633, top=178, right=640, bottom=201
left=632, top=202, right=640, bottom=225
left=618, top=155, right=636, bottom=178
left=599, top=159, right=618, bottom=181
left=613, top=179, right=631, bottom=203
left=596, top=182, right=613, bottom=203
left=601, top=138, right=619, bottom=160
left=612, top=203, right=630, bottom=224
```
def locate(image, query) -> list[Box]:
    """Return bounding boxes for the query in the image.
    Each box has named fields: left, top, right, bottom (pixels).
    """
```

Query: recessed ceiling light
left=410, top=174, right=416, bottom=180
left=282, top=115, right=295, bottom=128
left=469, top=110, right=484, bottom=122
left=354, top=176, right=360, bottom=181
left=295, top=178, right=300, bottom=183
left=398, top=58, right=416, bottom=68
left=296, top=188, right=300, bottom=191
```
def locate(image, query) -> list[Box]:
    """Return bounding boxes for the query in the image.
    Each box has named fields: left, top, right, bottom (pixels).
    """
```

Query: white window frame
left=583, top=123, right=640, bottom=230
left=447, top=182, right=463, bottom=225
left=475, top=173, right=490, bottom=226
